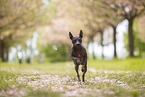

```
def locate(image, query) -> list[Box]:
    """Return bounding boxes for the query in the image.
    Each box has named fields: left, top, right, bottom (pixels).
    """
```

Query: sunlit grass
left=88, top=58, right=145, bottom=71
left=0, top=62, right=74, bottom=75
left=1, top=58, right=145, bottom=74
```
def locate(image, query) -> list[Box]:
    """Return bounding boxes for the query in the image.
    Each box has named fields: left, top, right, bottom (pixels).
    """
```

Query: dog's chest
left=72, top=46, right=86, bottom=58
left=72, top=49, right=83, bottom=57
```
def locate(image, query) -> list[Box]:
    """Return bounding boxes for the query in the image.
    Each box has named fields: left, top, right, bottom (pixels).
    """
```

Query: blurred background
left=0, top=0, right=145, bottom=63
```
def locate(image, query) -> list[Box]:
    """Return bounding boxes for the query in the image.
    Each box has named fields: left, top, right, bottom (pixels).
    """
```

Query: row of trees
left=40, top=0, right=145, bottom=60
left=0, top=0, right=55, bottom=62
left=0, top=0, right=145, bottom=62
left=80, top=0, right=145, bottom=58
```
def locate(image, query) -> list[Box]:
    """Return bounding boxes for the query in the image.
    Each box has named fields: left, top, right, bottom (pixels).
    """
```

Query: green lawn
left=88, top=58, right=145, bottom=71
left=0, top=58, right=145, bottom=97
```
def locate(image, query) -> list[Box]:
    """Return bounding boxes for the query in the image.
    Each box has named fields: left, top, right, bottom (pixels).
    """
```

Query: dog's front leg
left=82, top=56, right=87, bottom=82
left=75, top=64, right=81, bottom=82
left=72, top=57, right=81, bottom=81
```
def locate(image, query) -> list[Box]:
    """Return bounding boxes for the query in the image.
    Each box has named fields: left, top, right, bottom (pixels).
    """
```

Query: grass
left=0, top=58, right=145, bottom=97
left=88, top=58, right=145, bottom=71
left=0, top=70, right=60, bottom=97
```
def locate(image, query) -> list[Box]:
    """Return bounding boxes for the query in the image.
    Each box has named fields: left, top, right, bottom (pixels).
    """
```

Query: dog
left=69, top=30, right=87, bottom=82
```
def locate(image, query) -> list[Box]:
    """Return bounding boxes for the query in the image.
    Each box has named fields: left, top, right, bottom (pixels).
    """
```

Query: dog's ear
left=69, top=32, right=73, bottom=40
left=79, top=30, right=83, bottom=38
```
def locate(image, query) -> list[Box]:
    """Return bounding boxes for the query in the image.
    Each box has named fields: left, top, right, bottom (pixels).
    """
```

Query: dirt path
left=16, top=68, right=133, bottom=97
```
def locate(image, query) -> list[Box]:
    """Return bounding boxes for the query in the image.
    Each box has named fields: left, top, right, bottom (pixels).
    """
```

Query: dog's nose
left=76, top=44, right=80, bottom=46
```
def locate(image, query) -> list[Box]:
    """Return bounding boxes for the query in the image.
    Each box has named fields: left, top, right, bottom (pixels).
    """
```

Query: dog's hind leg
left=82, top=65, right=87, bottom=82
left=75, top=65, right=81, bottom=82
left=82, top=56, right=87, bottom=82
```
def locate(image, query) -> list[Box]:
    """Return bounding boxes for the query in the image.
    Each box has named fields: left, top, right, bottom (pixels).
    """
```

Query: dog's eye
left=73, top=40, right=76, bottom=43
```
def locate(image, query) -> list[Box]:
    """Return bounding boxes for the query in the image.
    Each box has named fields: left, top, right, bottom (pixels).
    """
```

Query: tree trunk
left=5, top=46, right=9, bottom=62
left=2, top=45, right=9, bottom=62
left=26, top=57, right=31, bottom=63
left=128, top=18, right=134, bottom=57
left=92, top=42, right=96, bottom=59
left=100, top=31, right=104, bottom=59
left=0, top=31, right=1, bottom=61
left=0, top=40, right=5, bottom=62
left=113, top=26, right=117, bottom=58
left=0, top=40, right=2, bottom=61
